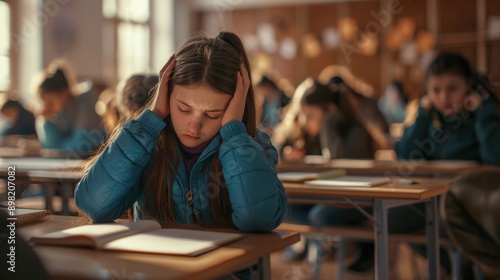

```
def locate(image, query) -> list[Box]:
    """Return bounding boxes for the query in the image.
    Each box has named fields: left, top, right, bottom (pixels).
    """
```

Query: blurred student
left=274, top=78, right=374, bottom=162
left=96, top=75, right=159, bottom=136
left=0, top=100, right=37, bottom=138
left=95, top=88, right=119, bottom=135
left=396, top=52, right=500, bottom=164
left=393, top=52, right=500, bottom=276
left=75, top=32, right=287, bottom=278
left=275, top=78, right=374, bottom=263
left=116, top=74, right=159, bottom=120
left=254, top=75, right=290, bottom=133
left=319, top=66, right=390, bottom=150
left=35, top=62, right=105, bottom=158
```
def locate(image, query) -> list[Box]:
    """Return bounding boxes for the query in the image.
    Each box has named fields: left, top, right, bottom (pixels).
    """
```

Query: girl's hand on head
left=463, top=93, right=482, bottom=112
left=151, top=55, right=175, bottom=119
left=41, top=108, right=56, bottom=121
left=41, top=108, right=50, bottom=120
left=222, top=64, right=250, bottom=126
left=420, top=95, right=433, bottom=112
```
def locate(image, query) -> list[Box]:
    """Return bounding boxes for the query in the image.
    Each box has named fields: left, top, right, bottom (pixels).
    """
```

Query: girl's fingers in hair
left=160, top=55, right=176, bottom=88
left=152, top=54, right=175, bottom=119
left=240, top=63, right=250, bottom=96
left=221, top=67, right=247, bottom=126
left=159, top=54, right=175, bottom=78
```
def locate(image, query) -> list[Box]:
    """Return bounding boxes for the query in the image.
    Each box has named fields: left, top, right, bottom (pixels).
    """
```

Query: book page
left=278, top=172, right=317, bottom=182
left=305, top=176, right=390, bottom=188
left=30, top=220, right=161, bottom=248
left=103, top=229, right=245, bottom=256
left=303, top=155, right=327, bottom=164
left=278, top=169, right=346, bottom=182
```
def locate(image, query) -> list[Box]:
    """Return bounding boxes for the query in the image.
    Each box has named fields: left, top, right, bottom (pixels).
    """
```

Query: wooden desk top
left=20, top=216, right=299, bottom=280
left=27, top=170, right=84, bottom=183
left=278, top=159, right=500, bottom=177
left=0, top=157, right=84, bottom=171
left=0, top=157, right=84, bottom=179
left=0, top=147, right=78, bottom=158
left=0, top=147, right=33, bottom=158
left=284, top=177, right=451, bottom=200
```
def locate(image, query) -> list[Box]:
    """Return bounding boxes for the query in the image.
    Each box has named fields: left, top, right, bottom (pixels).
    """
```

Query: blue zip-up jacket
left=75, top=109, right=287, bottom=232
left=395, top=97, right=500, bottom=165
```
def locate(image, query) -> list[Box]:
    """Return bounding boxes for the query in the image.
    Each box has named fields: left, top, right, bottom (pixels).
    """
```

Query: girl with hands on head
left=396, top=52, right=500, bottom=165
left=75, top=32, right=287, bottom=237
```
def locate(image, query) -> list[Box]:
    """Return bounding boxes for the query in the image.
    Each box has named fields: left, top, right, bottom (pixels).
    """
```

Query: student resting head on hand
left=35, top=61, right=105, bottom=158
left=396, top=52, right=500, bottom=165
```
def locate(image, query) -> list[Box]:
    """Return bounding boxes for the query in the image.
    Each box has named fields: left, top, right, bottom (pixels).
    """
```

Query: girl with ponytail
left=36, top=61, right=105, bottom=158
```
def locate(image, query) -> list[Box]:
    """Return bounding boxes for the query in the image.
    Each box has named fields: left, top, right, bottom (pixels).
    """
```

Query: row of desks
left=0, top=157, right=84, bottom=214
left=278, top=158, right=500, bottom=177
left=4, top=156, right=499, bottom=280
left=278, top=159, right=498, bottom=280
left=285, top=177, right=450, bottom=280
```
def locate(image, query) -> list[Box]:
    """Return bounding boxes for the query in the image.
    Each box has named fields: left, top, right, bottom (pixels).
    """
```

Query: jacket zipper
left=187, top=144, right=217, bottom=223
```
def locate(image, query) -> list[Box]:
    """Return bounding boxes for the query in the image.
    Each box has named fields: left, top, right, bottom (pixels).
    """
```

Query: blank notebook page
left=102, top=228, right=244, bottom=256
left=305, top=176, right=390, bottom=187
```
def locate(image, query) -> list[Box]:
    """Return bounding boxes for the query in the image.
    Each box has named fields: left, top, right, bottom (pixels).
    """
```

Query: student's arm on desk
left=219, top=121, right=287, bottom=232
left=395, top=107, right=432, bottom=159
left=75, top=110, right=165, bottom=222
left=475, top=98, right=500, bottom=165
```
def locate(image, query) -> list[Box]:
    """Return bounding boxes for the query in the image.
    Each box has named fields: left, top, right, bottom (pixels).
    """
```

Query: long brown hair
left=84, top=31, right=256, bottom=227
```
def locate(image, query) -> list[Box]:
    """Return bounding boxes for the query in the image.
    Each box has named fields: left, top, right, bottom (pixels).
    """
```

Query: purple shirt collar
left=178, top=139, right=211, bottom=176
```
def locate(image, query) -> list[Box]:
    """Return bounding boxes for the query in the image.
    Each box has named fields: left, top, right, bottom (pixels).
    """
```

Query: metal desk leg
left=60, top=182, right=73, bottom=215
left=250, top=256, right=271, bottom=280
left=374, top=199, right=389, bottom=280
left=44, top=183, right=55, bottom=213
left=426, top=197, right=440, bottom=280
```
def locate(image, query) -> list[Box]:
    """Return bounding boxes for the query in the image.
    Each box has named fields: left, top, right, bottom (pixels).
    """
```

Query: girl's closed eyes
left=177, top=106, right=222, bottom=119
left=178, top=106, right=190, bottom=113
left=206, top=113, right=222, bottom=119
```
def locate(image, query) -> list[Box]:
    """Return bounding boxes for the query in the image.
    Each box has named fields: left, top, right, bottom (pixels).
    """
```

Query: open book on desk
left=278, top=169, right=347, bottom=183
left=30, top=220, right=245, bottom=256
left=305, top=176, right=390, bottom=188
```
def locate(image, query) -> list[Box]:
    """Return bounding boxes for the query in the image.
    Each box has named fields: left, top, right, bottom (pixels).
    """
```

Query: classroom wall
left=193, top=0, right=500, bottom=99
left=6, top=0, right=500, bottom=104
left=42, top=0, right=104, bottom=84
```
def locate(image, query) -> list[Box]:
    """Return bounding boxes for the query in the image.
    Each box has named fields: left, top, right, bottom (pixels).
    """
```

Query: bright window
left=103, top=0, right=151, bottom=83
left=118, top=23, right=150, bottom=81
left=0, top=1, right=10, bottom=91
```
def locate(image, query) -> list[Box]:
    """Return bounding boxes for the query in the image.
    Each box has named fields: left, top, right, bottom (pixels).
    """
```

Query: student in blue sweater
left=395, top=52, right=500, bottom=164
left=75, top=32, right=287, bottom=234
left=393, top=52, right=500, bottom=276
left=35, top=62, right=105, bottom=158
